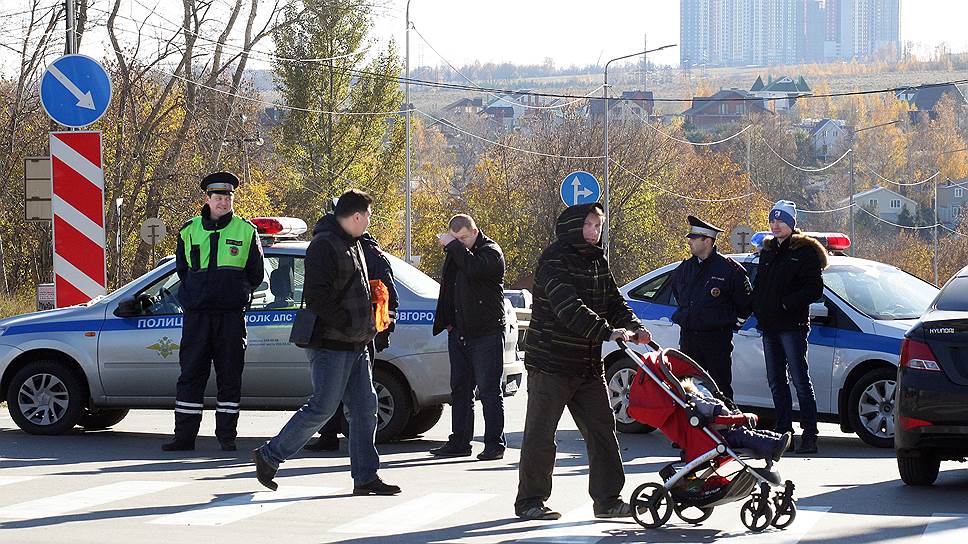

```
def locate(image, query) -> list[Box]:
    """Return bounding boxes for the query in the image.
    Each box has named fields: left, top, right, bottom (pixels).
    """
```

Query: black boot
left=251, top=448, right=278, bottom=491
left=304, top=434, right=339, bottom=452
left=795, top=433, right=818, bottom=454
left=161, top=438, right=195, bottom=451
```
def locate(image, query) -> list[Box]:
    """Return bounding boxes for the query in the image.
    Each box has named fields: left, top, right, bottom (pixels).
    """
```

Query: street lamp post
left=603, top=44, right=676, bottom=257
left=405, top=0, right=413, bottom=263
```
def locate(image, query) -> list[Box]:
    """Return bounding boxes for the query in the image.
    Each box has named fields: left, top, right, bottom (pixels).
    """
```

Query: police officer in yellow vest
left=162, top=172, right=264, bottom=452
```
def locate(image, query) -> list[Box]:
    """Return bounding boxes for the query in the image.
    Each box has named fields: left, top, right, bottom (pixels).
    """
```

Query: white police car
left=603, top=233, right=939, bottom=448
left=0, top=218, right=524, bottom=442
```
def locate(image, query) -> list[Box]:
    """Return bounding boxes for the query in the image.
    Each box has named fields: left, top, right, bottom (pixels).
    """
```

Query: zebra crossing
left=0, top=474, right=964, bottom=543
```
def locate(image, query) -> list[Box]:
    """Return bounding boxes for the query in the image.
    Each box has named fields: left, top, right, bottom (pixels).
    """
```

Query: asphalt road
left=1, top=384, right=967, bottom=543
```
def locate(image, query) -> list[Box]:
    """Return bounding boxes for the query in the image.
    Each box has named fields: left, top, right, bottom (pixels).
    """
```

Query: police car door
left=242, top=253, right=314, bottom=402
left=624, top=267, right=681, bottom=349
left=98, top=267, right=185, bottom=399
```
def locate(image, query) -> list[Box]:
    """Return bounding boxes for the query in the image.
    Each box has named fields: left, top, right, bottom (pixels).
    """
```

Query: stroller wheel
left=673, top=502, right=713, bottom=525
left=740, top=499, right=773, bottom=532
left=631, top=482, right=673, bottom=529
left=771, top=496, right=797, bottom=529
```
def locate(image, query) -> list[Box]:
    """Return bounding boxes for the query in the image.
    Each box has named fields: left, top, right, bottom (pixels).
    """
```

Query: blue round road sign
left=40, top=54, right=112, bottom=128
left=560, top=171, right=601, bottom=206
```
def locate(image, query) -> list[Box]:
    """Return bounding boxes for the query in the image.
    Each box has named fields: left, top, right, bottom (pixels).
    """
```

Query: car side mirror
left=114, top=294, right=154, bottom=317
left=809, top=302, right=829, bottom=322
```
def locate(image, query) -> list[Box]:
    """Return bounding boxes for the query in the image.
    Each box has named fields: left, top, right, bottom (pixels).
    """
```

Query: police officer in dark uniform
left=670, top=215, right=752, bottom=399
left=162, top=172, right=264, bottom=452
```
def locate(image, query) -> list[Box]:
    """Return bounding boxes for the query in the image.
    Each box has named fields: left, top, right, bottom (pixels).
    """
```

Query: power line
left=760, top=137, right=852, bottom=172
left=798, top=202, right=856, bottom=214
left=610, top=160, right=756, bottom=202
left=88, top=4, right=365, bottom=65
left=37, top=9, right=968, bottom=106
left=410, top=23, right=602, bottom=111
left=856, top=206, right=939, bottom=230
left=415, top=108, right=605, bottom=160
left=857, top=163, right=940, bottom=187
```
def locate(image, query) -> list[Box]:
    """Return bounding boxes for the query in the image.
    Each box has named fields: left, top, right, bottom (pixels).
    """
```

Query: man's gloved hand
left=744, top=413, right=758, bottom=428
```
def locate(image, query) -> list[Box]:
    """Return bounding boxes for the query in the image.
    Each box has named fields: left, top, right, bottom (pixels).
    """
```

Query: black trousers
left=515, top=370, right=625, bottom=513
left=679, top=329, right=735, bottom=399
left=174, top=310, right=246, bottom=442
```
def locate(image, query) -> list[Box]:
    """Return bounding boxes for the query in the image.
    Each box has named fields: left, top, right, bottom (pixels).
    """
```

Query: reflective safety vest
left=181, top=215, right=255, bottom=271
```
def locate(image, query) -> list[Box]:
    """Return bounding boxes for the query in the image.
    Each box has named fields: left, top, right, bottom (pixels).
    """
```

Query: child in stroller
left=620, top=341, right=797, bottom=532
left=679, top=377, right=792, bottom=463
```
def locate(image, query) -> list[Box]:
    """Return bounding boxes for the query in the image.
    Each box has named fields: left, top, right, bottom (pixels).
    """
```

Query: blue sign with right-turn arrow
left=40, top=54, right=112, bottom=128
left=560, top=170, right=601, bottom=207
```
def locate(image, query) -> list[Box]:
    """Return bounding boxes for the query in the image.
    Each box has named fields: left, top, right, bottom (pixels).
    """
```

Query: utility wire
left=415, top=108, right=605, bottom=159
left=760, top=137, right=852, bottom=172
left=610, top=160, right=756, bottom=202
left=410, top=23, right=602, bottom=110
left=856, top=206, right=940, bottom=230
left=857, top=163, right=940, bottom=187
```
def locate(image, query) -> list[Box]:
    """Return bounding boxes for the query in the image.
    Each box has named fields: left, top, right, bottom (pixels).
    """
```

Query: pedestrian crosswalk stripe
left=149, top=486, right=341, bottom=526
left=920, top=513, right=968, bottom=542
left=0, top=480, right=186, bottom=520
left=0, top=476, right=38, bottom=487
left=507, top=501, right=622, bottom=544
left=329, top=492, right=496, bottom=535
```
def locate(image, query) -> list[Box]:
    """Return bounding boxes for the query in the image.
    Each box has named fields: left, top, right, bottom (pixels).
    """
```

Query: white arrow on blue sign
left=40, top=54, right=112, bottom=128
left=560, top=170, right=601, bottom=206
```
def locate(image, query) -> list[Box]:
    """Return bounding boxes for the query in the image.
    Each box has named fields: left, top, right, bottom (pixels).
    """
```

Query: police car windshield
left=386, top=254, right=439, bottom=298
left=823, top=262, right=938, bottom=320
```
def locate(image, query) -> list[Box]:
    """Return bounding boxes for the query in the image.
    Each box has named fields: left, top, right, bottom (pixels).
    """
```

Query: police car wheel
left=848, top=367, right=896, bottom=448
left=80, top=409, right=130, bottom=431
left=606, top=357, right=656, bottom=434
left=7, top=359, right=86, bottom=435
left=373, top=367, right=412, bottom=443
left=401, top=404, right=444, bottom=438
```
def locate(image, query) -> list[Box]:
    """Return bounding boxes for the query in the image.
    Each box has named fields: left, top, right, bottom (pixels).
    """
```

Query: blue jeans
left=260, top=347, right=380, bottom=485
left=762, top=330, right=818, bottom=436
left=448, top=330, right=506, bottom=449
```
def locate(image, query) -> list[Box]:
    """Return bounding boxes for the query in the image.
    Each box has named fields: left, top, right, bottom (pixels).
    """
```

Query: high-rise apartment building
left=680, top=0, right=899, bottom=67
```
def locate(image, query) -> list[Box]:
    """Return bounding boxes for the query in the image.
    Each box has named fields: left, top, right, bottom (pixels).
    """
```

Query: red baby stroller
left=619, top=340, right=797, bottom=532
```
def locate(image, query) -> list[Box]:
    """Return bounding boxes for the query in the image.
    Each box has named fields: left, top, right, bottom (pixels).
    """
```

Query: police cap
left=200, top=171, right=240, bottom=194
left=686, top=215, right=723, bottom=239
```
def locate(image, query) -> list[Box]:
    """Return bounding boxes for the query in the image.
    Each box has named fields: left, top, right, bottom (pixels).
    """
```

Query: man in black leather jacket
left=430, top=214, right=507, bottom=461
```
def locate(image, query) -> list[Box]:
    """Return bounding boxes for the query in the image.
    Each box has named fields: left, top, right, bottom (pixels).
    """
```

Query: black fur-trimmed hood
left=760, top=232, right=828, bottom=269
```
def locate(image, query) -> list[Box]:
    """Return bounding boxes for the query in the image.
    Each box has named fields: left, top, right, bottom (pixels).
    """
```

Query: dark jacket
left=175, top=206, right=264, bottom=312
left=752, top=232, right=828, bottom=332
left=671, top=247, right=752, bottom=332
left=360, top=232, right=398, bottom=352
left=525, top=203, right=643, bottom=377
left=302, top=213, right=377, bottom=350
left=432, top=230, right=506, bottom=339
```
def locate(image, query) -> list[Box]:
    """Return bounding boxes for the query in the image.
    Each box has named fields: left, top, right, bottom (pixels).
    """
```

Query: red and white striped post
left=50, top=131, right=107, bottom=307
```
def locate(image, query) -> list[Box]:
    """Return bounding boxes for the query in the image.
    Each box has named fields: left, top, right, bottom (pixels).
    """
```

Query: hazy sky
left=1, top=0, right=965, bottom=75
left=371, top=0, right=968, bottom=68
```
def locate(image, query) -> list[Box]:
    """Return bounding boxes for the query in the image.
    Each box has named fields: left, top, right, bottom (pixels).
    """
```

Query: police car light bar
left=252, top=217, right=308, bottom=237
left=811, top=232, right=851, bottom=251
left=749, top=231, right=851, bottom=252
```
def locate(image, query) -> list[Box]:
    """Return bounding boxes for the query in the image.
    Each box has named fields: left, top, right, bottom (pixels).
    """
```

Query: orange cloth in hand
left=370, top=279, right=391, bottom=332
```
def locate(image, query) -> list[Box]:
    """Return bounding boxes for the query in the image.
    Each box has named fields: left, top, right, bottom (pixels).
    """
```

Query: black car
left=895, top=265, right=968, bottom=486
